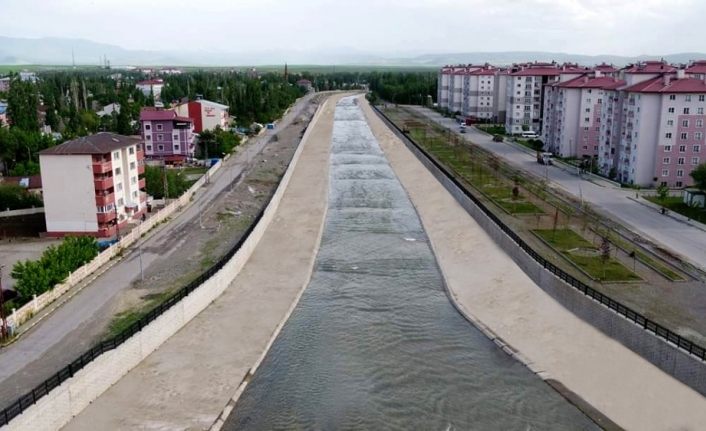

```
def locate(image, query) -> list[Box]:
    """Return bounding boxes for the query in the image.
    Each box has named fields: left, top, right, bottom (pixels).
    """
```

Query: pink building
left=139, top=108, right=195, bottom=164
left=618, top=70, right=706, bottom=187
left=172, top=99, right=230, bottom=133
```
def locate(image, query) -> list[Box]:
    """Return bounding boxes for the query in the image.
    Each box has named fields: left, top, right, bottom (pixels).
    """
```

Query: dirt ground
left=103, top=95, right=328, bottom=338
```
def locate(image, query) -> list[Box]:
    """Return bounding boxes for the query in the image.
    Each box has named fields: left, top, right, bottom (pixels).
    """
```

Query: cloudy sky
left=0, top=0, right=700, bottom=56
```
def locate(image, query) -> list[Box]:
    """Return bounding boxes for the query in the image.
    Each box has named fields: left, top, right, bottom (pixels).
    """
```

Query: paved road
left=405, top=105, right=706, bottom=272
left=0, top=93, right=318, bottom=406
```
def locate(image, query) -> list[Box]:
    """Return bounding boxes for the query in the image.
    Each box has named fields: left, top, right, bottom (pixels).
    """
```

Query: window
left=118, top=198, right=124, bottom=206
left=157, top=134, right=163, bottom=141
left=131, top=176, right=137, bottom=184
left=113, top=151, right=120, bottom=160
left=678, top=157, right=685, bottom=165
left=146, top=135, right=151, bottom=140
left=685, top=95, right=692, bottom=102
left=681, top=133, right=688, bottom=140
left=662, top=169, right=669, bottom=177
left=114, top=167, right=121, bottom=175
left=158, top=145, right=164, bottom=151
left=700, top=95, right=705, bottom=102
left=584, top=117, right=590, bottom=122
left=665, top=132, right=673, bottom=139
left=173, top=134, right=179, bottom=140
left=669, top=95, right=676, bottom=100
left=694, top=145, right=701, bottom=152
left=116, top=182, right=123, bottom=191
left=684, top=108, right=690, bottom=114
left=676, top=181, right=683, bottom=188
left=133, top=191, right=138, bottom=198
left=665, top=145, right=672, bottom=152
left=679, top=145, right=687, bottom=152
left=663, top=157, right=670, bottom=164
left=129, top=161, right=135, bottom=170
left=698, top=119, right=704, bottom=128
left=156, top=124, right=163, bottom=131
left=146, top=145, right=152, bottom=151
left=696, top=132, right=703, bottom=140
left=668, top=107, right=675, bottom=113
left=693, top=157, right=700, bottom=165
left=699, top=108, right=705, bottom=115
left=682, top=120, right=690, bottom=127
left=129, top=146, right=135, bottom=155
left=174, top=144, right=180, bottom=151
left=585, top=108, right=591, bottom=113
left=145, top=124, right=151, bottom=131
left=667, top=120, right=674, bottom=126
left=677, top=169, right=684, bottom=177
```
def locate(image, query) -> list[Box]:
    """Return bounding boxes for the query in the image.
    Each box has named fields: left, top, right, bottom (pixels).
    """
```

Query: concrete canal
left=224, top=97, right=599, bottom=430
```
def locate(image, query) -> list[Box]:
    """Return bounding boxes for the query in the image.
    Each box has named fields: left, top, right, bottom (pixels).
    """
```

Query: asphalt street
left=406, top=105, right=706, bottom=272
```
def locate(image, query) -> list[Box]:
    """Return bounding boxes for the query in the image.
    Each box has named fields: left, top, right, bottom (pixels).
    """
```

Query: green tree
left=656, top=183, right=670, bottom=202
left=690, top=163, right=706, bottom=191
left=7, top=78, right=39, bottom=131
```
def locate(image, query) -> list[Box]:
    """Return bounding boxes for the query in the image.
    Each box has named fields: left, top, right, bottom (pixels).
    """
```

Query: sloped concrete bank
left=362, top=99, right=706, bottom=431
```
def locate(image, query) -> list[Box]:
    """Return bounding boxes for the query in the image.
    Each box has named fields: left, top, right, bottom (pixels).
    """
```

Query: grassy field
left=646, top=196, right=706, bottom=224
left=533, top=229, right=640, bottom=282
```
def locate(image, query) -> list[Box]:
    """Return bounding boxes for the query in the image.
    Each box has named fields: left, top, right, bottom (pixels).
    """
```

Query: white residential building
left=39, top=133, right=147, bottom=238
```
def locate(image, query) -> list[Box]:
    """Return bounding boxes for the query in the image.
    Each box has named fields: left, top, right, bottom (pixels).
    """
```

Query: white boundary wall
left=3, top=100, right=327, bottom=431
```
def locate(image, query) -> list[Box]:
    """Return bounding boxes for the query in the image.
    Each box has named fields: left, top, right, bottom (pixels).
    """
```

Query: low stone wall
left=2, top=102, right=327, bottom=431
left=380, top=111, right=706, bottom=397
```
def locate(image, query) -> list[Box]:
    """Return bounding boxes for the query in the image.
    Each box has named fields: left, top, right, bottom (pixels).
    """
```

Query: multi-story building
left=136, top=79, right=164, bottom=99
left=172, top=99, right=230, bottom=133
left=139, top=108, right=195, bottom=163
left=543, top=72, right=625, bottom=159
left=39, top=133, right=146, bottom=238
left=0, top=77, right=10, bottom=93
left=617, top=70, right=706, bottom=187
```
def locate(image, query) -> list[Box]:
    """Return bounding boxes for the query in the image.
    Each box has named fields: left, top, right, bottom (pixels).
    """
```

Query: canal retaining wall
left=372, top=106, right=706, bottom=398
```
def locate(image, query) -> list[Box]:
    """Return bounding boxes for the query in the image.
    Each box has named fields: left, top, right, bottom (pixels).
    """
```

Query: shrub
left=0, top=184, right=43, bottom=210
left=12, top=236, right=99, bottom=304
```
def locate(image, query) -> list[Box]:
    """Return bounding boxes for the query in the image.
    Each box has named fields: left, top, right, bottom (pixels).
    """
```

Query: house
left=19, top=71, right=37, bottom=83
left=96, top=102, right=121, bottom=117
left=0, top=77, right=10, bottom=93
left=38, top=133, right=146, bottom=238
left=172, top=99, right=229, bottom=133
left=139, top=108, right=195, bottom=163
left=0, top=101, right=7, bottom=127
left=1, top=175, right=42, bottom=195
left=296, top=79, right=313, bottom=92
left=136, top=79, right=164, bottom=99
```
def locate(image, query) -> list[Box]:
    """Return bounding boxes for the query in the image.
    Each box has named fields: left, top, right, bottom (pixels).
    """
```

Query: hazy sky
left=0, top=0, right=701, bottom=55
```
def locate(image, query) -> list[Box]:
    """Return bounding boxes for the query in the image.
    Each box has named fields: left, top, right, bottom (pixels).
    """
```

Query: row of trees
left=11, top=236, right=99, bottom=305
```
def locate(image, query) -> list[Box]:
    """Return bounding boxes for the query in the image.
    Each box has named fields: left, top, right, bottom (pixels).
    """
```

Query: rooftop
left=39, top=133, right=140, bottom=156
left=140, top=107, right=193, bottom=122
left=623, top=75, right=706, bottom=93
left=623, top=61, right=676, bottom=74
left=1, top=175, right=42, bottom=189
left=556, top=75, right=626, bottom=90
left=136, top=79, right=164, bottom=86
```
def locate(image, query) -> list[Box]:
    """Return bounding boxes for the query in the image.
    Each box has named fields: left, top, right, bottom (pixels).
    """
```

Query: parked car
left=459, top=124, right=467, bottom=133
left=492, top=134, right=504, bottom=142
left=537, top=152, right=553, bottom=165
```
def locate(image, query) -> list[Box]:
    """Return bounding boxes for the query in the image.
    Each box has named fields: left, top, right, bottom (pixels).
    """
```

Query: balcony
left=97, top=212, right=117, bottom=223
left=97, top=226, right=117, bottom=238
left=92, top=160, right=112, bottom=174
left=94, top=176, right=114, bottom=191
left=137, top=163, right=145, bottom=175
left=138, top=178, right=146, bottom=190
left=95, top=192, right=115, bottom=206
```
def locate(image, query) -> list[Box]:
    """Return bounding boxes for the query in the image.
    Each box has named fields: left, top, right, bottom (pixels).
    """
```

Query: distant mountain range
left=1, top=36, right=705, bottom=67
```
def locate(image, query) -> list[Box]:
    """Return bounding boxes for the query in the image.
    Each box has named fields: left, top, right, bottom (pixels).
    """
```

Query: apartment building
left=39, top=133, right=146, bottom=238
left=543, top=72, right=625, bottom=159
left=140, top=108, right=195, bottom=163
left=438, top=65, right=508, bottom=122
left=617, top=70, right=706, bottom=187
left=172, top=99, right=230, bottom=133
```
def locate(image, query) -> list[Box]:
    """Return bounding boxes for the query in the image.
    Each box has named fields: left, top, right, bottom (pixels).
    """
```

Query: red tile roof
left=623, top=61, right=676, bottom=74
left=510, top=67, right=561, bottom=76
left=623, top=76, right=706, bottom=93
left=2, top=175, right=42, bottom=189
left=686, top=61, right=706, bottom=74
left=556, top=75, right=626, bottom=90
left=136, top=79, right=164, bottom=86
left=140, top=108, right=192, bottom=122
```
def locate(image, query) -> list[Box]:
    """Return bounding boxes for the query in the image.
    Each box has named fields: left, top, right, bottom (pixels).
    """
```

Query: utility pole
left=0, top=265, right=7, bottom=339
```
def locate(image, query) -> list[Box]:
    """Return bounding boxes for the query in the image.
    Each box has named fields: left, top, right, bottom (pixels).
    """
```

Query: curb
left=627, top=196, right=706, bottom=234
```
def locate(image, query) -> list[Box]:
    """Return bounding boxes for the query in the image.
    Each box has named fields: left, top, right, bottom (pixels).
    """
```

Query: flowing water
left=224, top=97, right=599, bottom=430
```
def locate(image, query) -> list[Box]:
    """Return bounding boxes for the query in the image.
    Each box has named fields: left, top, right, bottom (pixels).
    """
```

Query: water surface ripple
left=225, top=97, right=598, bottom=430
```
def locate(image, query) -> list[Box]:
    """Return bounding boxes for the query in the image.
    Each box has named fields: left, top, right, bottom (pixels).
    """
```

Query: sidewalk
left=361, top=98, right=706, bottom=431
left=62, top=94, right=340, bottom=431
